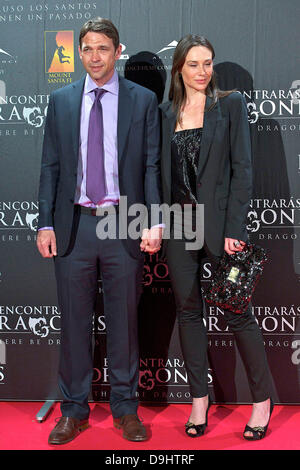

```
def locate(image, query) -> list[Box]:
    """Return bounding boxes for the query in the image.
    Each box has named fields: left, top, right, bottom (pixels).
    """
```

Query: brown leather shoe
left=113, top=414, right=147, bottom=441
left=48, top=417, right=89, bottom=445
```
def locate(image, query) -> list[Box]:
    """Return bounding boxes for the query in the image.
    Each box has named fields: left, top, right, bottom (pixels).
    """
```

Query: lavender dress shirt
left=75, top=71, right=120, bottom=208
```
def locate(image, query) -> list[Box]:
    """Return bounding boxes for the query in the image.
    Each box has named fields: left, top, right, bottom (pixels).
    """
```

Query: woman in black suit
left=159, top=35, right=273, bottom=440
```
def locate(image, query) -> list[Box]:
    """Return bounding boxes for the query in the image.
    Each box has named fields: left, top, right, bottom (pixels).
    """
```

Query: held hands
left=37, top=230, right=57, bottom=258
left=224, top=237, right=246, bottom=255
left=140, top=227, right=163, bottom=254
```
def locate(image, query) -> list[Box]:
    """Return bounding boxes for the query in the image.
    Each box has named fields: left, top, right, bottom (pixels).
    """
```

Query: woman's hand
left=224, top=237, right=246, bottom=255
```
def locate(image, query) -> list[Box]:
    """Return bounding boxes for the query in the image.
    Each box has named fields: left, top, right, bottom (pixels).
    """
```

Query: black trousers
left=54, top=211, right=144, bottom=420
left=166, top=237, right=272, bottom=402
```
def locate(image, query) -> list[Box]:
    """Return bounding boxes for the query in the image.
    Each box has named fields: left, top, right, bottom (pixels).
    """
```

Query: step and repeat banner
left=0, top=0, right=299, bottom=404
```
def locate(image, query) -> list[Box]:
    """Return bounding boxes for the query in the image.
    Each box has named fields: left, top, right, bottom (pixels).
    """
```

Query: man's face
left=79, top=31, right=122, bottom=86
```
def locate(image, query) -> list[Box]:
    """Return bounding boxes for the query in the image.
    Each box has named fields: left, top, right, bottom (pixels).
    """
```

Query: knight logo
left=157, top=40, right=178, bottom=55
left=247, top=101, right=259, bottom=124
left=0, top=201, right=39, bottom=232
left=45, top=31, right=74, bottom=73
left=26, top=212, right=39, bottom=231
left=247, top=209, right=260, bottom=232
left=139, top=369, right=155, bottom=390
left=29, top=317, right=49, bottom=338
left=23, top=107, right=44, bottom=128
left=143, top=254, right=170, bottom=287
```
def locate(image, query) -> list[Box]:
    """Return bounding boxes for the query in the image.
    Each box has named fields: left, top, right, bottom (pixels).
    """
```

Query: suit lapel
left=197, top=96, right=219, bottom=177
left=69, top=77, right=85, bottom=160
left=117, top=76, right=134, bottom=165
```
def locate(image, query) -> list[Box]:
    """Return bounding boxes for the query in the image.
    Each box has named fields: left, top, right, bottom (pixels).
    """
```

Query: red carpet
left=0, top=401, right=299, bottom=451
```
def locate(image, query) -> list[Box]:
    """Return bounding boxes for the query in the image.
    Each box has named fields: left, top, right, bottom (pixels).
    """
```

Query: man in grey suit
left=37, top=17, right=162, bottom=444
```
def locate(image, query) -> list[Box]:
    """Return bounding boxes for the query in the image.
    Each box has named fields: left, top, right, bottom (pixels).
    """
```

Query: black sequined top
left=171, top=128, right=203, bottom=205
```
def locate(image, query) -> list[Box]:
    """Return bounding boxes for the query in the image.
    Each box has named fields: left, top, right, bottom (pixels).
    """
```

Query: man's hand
left=37, top=230, right=57, bottom=258
left=140, top=227, right=163, bottom=254
left=224, top=237, right=246, bottom=255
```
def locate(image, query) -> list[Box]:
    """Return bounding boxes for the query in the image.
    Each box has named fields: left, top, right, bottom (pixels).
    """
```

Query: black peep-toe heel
left=243, top=398, right=274, bottom=441
left=185, top=397, right=211, bottom=438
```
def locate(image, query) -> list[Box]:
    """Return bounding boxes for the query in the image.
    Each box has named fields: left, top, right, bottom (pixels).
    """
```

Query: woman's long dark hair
left=169, top=34, right=233, bottom=123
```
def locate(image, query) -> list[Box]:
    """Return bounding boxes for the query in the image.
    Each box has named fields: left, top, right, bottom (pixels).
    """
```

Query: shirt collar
left=84, top=70, right=119, bottom=96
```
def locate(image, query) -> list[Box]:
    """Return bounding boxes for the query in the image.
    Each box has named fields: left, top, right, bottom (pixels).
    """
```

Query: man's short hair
left=79, top=17, right=120, bottom=50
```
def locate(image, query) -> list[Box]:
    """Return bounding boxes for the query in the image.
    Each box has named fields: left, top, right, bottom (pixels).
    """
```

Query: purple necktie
left=86, top=88, right=107, bottom=204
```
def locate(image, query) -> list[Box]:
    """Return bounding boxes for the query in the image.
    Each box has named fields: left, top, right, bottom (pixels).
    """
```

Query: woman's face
left=180, top=45, right=213, bottom=94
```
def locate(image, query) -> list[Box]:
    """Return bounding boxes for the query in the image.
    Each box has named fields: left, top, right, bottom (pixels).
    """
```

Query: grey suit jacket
left=38, top=75, right=161, bottom=257
left=160, top=92, right=252, bottom=256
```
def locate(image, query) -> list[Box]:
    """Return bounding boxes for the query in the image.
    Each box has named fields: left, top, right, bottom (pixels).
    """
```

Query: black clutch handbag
left=204, top=244, right=268, bottom=314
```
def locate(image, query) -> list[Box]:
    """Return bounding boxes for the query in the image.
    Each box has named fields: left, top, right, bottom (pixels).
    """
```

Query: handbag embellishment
left=204, top=244, right=268, bottom=314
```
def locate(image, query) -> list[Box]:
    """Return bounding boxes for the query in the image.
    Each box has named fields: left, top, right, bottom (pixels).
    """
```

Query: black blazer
left=160, top=92, right=252, bottom=256
left=38, top=75, right=161, bottom=258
